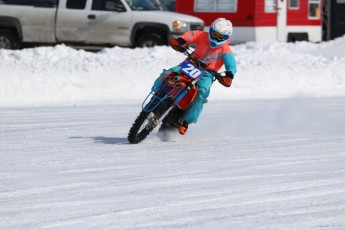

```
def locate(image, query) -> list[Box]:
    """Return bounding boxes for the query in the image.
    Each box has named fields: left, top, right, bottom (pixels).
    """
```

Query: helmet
left=209, top=18, right=233, bottom=48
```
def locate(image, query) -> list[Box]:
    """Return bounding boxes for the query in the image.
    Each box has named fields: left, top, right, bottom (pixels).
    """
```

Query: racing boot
left=178, top=121, right=189, bottom=135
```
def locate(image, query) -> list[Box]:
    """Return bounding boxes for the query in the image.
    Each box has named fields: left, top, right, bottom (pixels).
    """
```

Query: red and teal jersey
left=180, top=30, right=237, bottom=75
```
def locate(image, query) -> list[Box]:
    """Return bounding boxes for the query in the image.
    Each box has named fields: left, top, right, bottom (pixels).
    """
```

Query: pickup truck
left=0, top=0, right=203, bottom=49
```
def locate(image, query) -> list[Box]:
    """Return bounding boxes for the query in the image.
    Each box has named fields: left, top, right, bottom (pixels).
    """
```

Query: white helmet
left=209, top=18, right=233, bottom=48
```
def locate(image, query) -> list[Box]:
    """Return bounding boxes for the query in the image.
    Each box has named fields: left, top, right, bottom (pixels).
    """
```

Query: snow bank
left=0, top=36, right=345, bottom=107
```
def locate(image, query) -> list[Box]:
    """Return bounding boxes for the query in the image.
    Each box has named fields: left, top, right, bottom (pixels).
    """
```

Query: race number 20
left=181, top=62, right=203, bottom=79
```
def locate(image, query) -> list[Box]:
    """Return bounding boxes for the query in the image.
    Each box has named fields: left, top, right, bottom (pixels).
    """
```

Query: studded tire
left=128, top=97, right=172, bottom=144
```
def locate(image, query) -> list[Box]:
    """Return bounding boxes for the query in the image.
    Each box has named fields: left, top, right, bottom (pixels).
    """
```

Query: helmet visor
left=210, top=27, right=230, bottom=41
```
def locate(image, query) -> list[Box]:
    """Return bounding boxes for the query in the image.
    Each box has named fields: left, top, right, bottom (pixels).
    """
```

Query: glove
left=169, top=37, right=187, bottom=52
left=217, top=71, right=234, bottom=88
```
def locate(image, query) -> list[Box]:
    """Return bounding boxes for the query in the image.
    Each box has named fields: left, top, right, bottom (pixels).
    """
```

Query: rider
left=152, top=18, right=237, bottom=135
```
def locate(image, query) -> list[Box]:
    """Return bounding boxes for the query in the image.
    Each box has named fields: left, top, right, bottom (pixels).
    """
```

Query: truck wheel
left=0, top=31, right=20, bottom=49
left=137, top=34, right=165, bottom=48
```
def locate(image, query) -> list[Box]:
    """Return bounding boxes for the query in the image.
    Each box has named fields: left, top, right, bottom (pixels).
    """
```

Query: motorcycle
left=127, top=47, right=224, bottom=144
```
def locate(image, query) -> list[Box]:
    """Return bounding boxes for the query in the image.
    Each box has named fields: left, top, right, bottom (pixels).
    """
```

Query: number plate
left=181, top=61, right=204, bottom=79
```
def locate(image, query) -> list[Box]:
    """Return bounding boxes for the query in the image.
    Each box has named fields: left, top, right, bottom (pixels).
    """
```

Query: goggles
left=210, top=27, right=230, bottom=41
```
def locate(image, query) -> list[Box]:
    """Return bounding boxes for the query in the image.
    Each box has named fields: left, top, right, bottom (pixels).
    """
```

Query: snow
left=1, top=36, right=345, bottom=106
left=1, top=37, right=345, bottom=229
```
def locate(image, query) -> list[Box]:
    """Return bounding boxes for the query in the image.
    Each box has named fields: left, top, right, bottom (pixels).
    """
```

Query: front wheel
left=128, top=97, right=173, bottom=144
left=128, top=111, right=157, bottom=144
left=0, top=30, right=21, bottom=49
left=136, top=34, right=165, bottom=48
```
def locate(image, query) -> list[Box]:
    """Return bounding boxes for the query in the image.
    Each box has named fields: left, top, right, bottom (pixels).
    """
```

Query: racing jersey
left=180, top=30, right=237, bottom=75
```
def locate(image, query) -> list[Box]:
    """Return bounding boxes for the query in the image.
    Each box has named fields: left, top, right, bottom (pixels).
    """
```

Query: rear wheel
left=158, top=124, right=178, bottom=142
left=157, top=108, right=184, bottom=141
left=161, top=107, right=184, bottom=127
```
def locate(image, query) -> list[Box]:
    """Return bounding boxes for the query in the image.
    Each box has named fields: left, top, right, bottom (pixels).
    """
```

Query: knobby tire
left=128, top=98, right=172, bottom=144
left=127, top=111, right=153, bottom=144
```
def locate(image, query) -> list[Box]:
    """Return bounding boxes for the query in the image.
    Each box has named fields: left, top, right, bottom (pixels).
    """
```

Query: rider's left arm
left=222, top=52, right=237, bottom=76
left=216, top=52, right=237, bottom=87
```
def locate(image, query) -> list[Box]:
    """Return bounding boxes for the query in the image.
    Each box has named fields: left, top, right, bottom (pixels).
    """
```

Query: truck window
left=0, top=0, right=56, bottom=7
left=125, top=0, right=164, bottom=11
left=160, top=0, right=175, bottom=11
left=66, top=0, right=87, bottom=9
left=1, top=0, right=35, bottom=5
left=92, top=0, right=126, bottom=11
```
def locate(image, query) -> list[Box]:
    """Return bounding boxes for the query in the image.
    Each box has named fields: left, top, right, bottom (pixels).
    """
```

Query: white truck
left=0, top=0, right=203, bottom=49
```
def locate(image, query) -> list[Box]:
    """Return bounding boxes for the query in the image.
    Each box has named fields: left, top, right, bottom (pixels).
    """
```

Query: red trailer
left=175, top=0, right=322, bottom=43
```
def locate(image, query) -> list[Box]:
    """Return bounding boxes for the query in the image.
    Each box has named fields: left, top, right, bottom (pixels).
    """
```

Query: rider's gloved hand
left=217, top=71, right=234, bottom=88
left=169, top=37, right=187, bottom=52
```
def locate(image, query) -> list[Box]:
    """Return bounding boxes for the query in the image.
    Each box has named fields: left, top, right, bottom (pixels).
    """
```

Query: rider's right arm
left=169, top=38, right=187, bottom=52
left=180, top=30, right=203, bottom=45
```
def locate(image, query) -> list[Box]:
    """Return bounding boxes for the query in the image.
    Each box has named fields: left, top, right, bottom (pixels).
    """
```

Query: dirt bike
left=127, top=47, right=224, bottom=144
